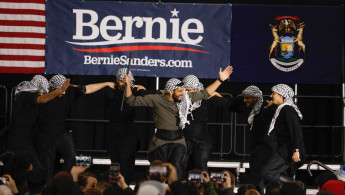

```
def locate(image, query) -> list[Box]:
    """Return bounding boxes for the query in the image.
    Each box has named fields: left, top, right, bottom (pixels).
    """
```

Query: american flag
left=0, top=0, right=45, bottom=73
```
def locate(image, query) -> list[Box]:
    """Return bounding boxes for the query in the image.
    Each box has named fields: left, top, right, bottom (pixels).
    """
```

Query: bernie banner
left=45, top=0, right=231, bottom=78
left=230, top=4, right=344, bottom=84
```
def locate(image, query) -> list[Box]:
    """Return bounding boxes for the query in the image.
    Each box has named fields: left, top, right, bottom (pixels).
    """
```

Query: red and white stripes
left=0, top=0, right=45, bottom=73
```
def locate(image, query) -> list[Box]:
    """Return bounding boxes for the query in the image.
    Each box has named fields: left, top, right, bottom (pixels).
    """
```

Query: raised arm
left=124, top=75, right=132, bottom=98
left=85, top=82, right=115, bottom=94
left=205, top=66, right=233, bottom=95
left=36, top=79, right=70, bottom=104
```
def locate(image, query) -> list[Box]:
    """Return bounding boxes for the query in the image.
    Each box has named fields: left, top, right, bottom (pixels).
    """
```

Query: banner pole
left=155, top=76, right=159, bottom=134
left=156, top=76, right=159, bottom=90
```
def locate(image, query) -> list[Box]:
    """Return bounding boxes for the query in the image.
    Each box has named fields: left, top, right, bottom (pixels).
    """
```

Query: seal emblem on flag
left=268, top=16, right=306, bottom=72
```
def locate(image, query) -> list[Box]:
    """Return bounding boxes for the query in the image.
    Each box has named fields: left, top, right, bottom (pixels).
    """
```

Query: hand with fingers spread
left=218, top=66, right=233, bottom=82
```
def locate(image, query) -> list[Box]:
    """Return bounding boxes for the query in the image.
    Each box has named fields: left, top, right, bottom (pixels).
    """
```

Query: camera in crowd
left=109, top=163, right=120, bottom=182
left=188, top=173, right=205, bottom=183
left=75, top=156, right=92, bottom=166
left=210, top=172, right=225, bottom=182
left=0, top=176, right=9, bottom=185
left=149, top=165, right=168, bottom=178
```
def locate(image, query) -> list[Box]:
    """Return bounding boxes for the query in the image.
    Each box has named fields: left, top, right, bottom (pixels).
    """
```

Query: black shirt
left=183, top=96, right=232, bottom=142
left=229, top=95, right=276, bottom=149
left=104, top=86, right=159, bottom=131
left=36, top=86, right=85, bottom=136
left=8, top=92, right=38, bottom=141
left=268, top=105, right=304, bottom=160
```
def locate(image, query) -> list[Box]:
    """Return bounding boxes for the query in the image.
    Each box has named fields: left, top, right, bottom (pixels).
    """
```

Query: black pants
left=260, top=152, right=289, bottom=184
left=34, top=132, right=76, bottom=180
left=107, top=134, right=138, bottom=184
left=182, top=138, right=211, bottom=173
left=148, top=142, right=186, bottom=180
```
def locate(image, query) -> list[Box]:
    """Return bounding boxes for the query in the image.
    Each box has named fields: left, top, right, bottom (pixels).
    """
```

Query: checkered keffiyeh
left=49, top=74, right=66, bottom=89
left=268, top=84, right=303, bottom=135
left=182, top=75, right=204, bottom=91
left=242, top=85, right=263, bottom=129
left=164, top=78, right=183, bottom=94
left=116, top=68, right=135, bottom=86
left=31, top=75, right=49, bottom=94
left=182, top=75, right=203, bottom=112
left=15, top=81, right=38, bottom=95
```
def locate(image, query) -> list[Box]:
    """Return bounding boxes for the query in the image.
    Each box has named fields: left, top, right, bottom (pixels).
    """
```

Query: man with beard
left=124, top=66, right=233, bottom=179
left=180, top=75, right=231, bottom=173
left=240, top=85, right=276, bottom=191
left=34, top=74, right=114, bottom=180
left=103, top=68, right=157, bottom=184
left=6, top=75, right=70, bottom=169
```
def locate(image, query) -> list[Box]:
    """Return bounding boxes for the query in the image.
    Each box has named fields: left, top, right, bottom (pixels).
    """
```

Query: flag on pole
left=0, top=0, right=45, bottom=73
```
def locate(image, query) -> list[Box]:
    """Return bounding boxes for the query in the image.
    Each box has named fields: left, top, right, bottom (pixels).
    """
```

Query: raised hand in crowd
left=162, top=162, right=178, bottom=185
left=115, top=173, right=129, bottom=190
left=222, top=171, right=232, bottom=189
left=70, top=165, right=90, bottom=181
left=3, top=174, right=18, bottom=194
left=202, top=171, right=211, bottom=183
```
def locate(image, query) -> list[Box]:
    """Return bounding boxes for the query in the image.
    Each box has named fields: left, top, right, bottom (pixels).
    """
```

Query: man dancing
left=124, top=66, right=233, bottom=179
left=104, top=68, right=158, bottom=184
left=262, top=84, right=304, bottom=183
left=241, top=85, right=276, bottom=190
left=6, top=75, right=70, bottom=169
left=34, top=75, right=114, bottom=179
left=180, top=75, right=231, bottom=173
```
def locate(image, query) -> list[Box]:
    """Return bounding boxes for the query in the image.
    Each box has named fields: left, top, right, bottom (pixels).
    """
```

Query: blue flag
left=230, top=4, right=344, bottom=84
left=45, top=0, right=231, bottom=78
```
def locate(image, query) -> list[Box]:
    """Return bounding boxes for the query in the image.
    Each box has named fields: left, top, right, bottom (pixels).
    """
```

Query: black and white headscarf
left=116, top=68, right=135, bottom=87
left=268, top=84, right=303, bottom=135
left=164, top=78, right=188, bottom=129
left=182, top=75, right=204, bottom=91
left=49, top=74, right=66, bottom=89
left=176, top=75, right=205, bottom=129
left=15, top=81, right=37, bottom=95
left=182, top=75, right=204, bottom=112
left=242, top=85, right=263, bottom=130
left=31, top=75, right=49, bottom=94
left=164, top=78, right=183, bottom=94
